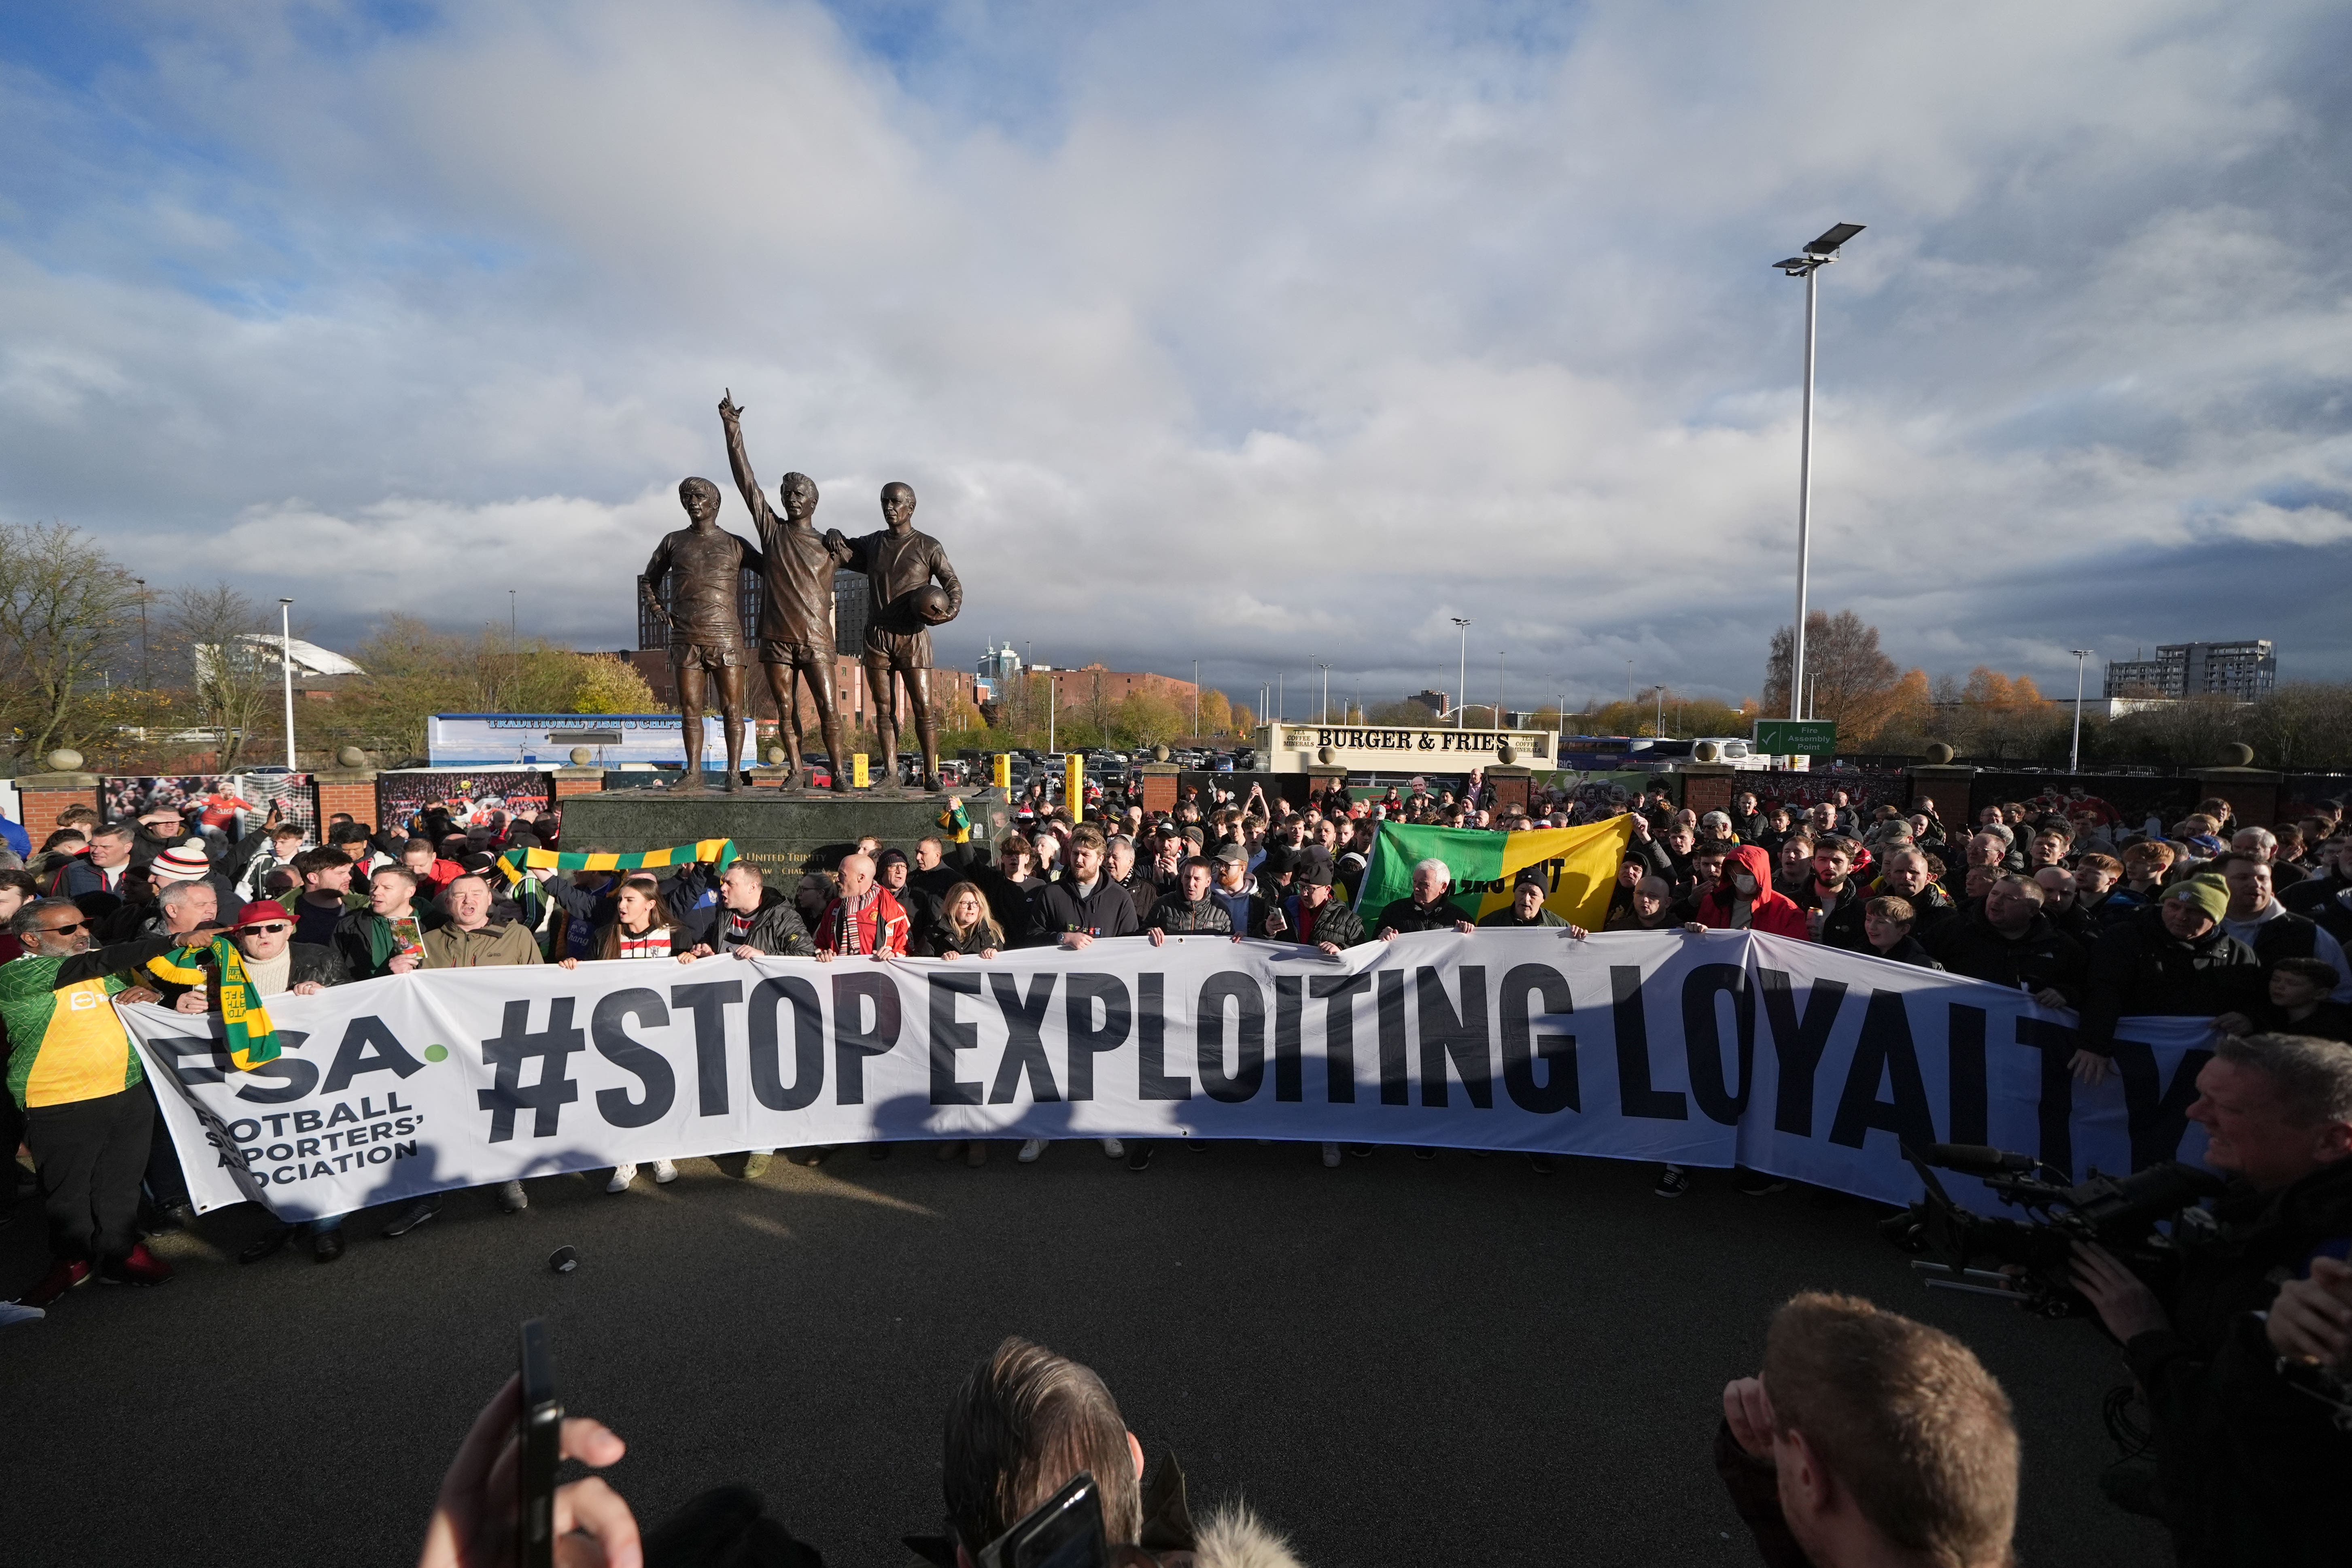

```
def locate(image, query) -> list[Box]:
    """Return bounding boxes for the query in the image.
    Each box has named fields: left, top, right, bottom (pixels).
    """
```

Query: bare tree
left=164, top=583, right=282, bottom=771
left=0, top=522, right=142, bottom=763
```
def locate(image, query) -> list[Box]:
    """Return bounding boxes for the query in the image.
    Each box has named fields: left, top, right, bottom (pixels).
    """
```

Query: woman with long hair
left=929, top=882, right=1007, bottom=1168
left=926, top=881, right=1004, bottom=961
left=557, top=876, right=692, bottom=1192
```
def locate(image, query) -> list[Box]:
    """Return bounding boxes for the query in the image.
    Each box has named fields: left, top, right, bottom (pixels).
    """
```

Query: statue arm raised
left=718, top=395, right=777, bottom=534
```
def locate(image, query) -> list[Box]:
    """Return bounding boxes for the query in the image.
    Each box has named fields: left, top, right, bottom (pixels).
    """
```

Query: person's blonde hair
left=1764, top=1293, right=2017, bottom=1567
left=938, top=881, right=1005, bottom=950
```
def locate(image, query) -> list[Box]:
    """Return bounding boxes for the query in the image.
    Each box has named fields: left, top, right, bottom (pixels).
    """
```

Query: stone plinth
left=311, top=767, right=378, bottom=827
left=1905, top=765, right=1977, bottom=832
left=1135, top=764, right=1179, bottom=815
left=13, top=770, right=100, bottom=842
left=2192, top=767, right=2284, bottom=830
left=1676, top=764, right=1739, bottom=816
left=1484, top=766, right=1532, bottom=815
left=553, top=787, right=1014, bottom=879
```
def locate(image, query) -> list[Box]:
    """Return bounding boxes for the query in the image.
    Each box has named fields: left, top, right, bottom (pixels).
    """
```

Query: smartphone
left=1263, top=906, right=1288, bottom=935
left=978, top=1471, right=1105, bottom=1568
left=518, top=1319, right=562, bottom=1568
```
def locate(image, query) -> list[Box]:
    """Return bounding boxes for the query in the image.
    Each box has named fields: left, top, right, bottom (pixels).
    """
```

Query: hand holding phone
left=519, top=1320, right=562, bottom=1568
left=979, top=1471, right=1106, bottom=1568
left=415, top=1333, right=639, bottom=1568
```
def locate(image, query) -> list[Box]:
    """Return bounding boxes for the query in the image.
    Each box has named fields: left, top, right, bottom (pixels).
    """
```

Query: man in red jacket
left=812, top=852, right=909, bottom=959
left=1686, top=844, right=1812, bottom=939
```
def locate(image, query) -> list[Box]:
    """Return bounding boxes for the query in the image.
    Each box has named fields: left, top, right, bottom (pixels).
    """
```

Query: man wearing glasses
left=0, top=898, right=184, bottom=1308
left=159, top=900, right=350, bottom=1263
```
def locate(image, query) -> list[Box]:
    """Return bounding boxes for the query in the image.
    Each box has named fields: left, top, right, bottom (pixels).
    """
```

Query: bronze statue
left=639, top=477, right=761, bottom=791
left=837, top=482, right=961, bottom=791
left=717, top=393, right=853, bottom=793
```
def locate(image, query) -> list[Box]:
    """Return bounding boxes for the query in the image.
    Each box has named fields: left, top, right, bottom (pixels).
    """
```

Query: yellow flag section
left=1354, top=816, right=1635, bottom=929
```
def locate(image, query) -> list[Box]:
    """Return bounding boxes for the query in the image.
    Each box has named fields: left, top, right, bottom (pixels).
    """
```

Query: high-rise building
left=2103, top=640, right=2276, bottom=701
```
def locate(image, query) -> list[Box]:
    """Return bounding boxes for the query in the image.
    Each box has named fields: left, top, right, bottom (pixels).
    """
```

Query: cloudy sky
left=4, top=0, right=2348, bottom=717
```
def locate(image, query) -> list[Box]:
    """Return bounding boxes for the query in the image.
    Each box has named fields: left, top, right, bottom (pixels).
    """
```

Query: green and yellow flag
left=1352, top=817, right=1633, bottom=929
left=493, top=838, right=738, bottom=885
left=146, top=939, right=282, bottom=1070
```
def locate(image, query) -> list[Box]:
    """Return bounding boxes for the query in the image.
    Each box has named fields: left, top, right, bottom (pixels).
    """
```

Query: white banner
left=123, top=931, right=2219, bottom=1221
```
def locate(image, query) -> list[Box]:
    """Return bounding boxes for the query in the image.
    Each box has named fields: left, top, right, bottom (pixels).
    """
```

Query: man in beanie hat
left=2074, top=873, right=2262, bottom=1086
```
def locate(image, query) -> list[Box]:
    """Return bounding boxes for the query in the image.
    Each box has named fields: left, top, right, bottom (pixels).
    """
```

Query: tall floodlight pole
left=1314, top=660, right=1331, bottom=723
left=1498, top=650, right=1506, bottom=729
left=278, top=597, right=297, bottom=770
left=1452, top=618, right=1471, bottom=728
left=1191, top=658, right=1199, bottom=740
left=1771, top=222, right=1865, bottom=721
left=2070, top=649, right=2093, bottom=773
left=509, top=588, right=518, bottom=640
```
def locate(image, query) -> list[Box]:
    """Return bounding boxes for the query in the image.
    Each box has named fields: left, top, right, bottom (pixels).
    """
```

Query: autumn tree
left=1762, top=609, right=1931, bottom=745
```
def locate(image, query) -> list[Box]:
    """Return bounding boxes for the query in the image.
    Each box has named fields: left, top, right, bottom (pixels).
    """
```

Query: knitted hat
left=152, top=840, right=212, bottom=884
left=2165, top=874, right=2229, bottom=924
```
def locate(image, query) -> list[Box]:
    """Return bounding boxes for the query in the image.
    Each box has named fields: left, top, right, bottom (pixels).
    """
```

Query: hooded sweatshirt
left=1691, top=844, right=1812, bottom=940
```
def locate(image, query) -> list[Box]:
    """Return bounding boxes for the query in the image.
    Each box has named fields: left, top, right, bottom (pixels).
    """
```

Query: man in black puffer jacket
left=681, top=862, right=814, bottom=958
left=2075, top=878, right=2264, bottom=1082
left=1925, top=875, right=2087, bottom=1005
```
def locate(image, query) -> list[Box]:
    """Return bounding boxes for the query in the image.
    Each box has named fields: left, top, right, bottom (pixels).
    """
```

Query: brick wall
left=17, top=781, right=98, bottom=844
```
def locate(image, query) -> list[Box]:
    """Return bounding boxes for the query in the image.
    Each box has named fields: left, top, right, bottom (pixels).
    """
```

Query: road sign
left=1754, top=719, right=1838, bottom=757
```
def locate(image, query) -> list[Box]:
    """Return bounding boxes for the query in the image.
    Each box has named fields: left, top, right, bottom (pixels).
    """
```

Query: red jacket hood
left=1726, top=844, right=1776, bottom=888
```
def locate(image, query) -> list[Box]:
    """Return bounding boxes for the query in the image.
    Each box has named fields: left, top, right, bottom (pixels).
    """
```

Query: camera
left=1880, top=1143, right=2224, bottom=1318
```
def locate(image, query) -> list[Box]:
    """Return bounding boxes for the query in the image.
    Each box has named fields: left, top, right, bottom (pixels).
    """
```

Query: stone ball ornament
left=45, top=749, right=81, bottom=772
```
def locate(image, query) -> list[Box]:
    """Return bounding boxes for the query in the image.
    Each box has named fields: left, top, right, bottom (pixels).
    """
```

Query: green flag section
left=1353, top=817, right=1634, bottom=929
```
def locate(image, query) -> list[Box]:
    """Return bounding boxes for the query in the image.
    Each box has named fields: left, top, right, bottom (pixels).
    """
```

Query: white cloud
left=1, top=0, right=2348, bottom=710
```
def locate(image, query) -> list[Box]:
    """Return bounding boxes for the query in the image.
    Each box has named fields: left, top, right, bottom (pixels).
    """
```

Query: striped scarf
left=146, top=938, right=280, bottom=1069
left=495, top=838, right=737, bottom=885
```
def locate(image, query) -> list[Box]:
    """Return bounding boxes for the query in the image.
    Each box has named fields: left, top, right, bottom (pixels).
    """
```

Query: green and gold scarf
left=146, top=939, right=281, bottom=1069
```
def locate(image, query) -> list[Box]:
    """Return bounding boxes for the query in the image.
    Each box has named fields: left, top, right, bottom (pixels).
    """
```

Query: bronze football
left=909, top=584, right=955, bottom=624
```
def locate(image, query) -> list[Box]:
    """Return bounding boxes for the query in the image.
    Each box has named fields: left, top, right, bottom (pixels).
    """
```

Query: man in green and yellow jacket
left=0, top=897, right=185, bottom=1306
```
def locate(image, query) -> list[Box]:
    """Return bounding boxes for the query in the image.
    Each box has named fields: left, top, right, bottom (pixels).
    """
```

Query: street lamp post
left=133, top=579, right=148, bottom=689
left=1314, top=660, right=1331, bottom=724
left=1452, top=617, right=1471, bottom=729
left=278, top=597, right=297, bottom=772
left=509, top=588, right=518, bottom=641
left=2070, top=649, right=2094, bottom=773
left=1771, top=221, right=1865, bottom=721
left=1191, top=658, right=1199, bottom=741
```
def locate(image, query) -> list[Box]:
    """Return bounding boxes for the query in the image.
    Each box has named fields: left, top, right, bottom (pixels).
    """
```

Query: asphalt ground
left=0, top=1141, right=2169, bottom=1568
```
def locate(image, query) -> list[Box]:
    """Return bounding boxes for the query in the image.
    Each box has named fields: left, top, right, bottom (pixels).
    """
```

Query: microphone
left=1922, top=1143, right=2038, bottom=1175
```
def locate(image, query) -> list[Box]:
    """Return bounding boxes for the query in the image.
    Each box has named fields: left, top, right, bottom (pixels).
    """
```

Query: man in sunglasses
left=0, top=898, right=186, bottom=1308
left=159, top=900, right=351, bottom=1262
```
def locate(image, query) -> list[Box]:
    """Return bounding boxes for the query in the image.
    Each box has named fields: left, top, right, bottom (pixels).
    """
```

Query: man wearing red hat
left=157, top=900, right=351, bottom=1263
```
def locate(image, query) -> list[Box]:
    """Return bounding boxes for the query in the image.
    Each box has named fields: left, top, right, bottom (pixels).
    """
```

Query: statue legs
left=675, top=659, right=747, bottom=791
left=766, top=652, right=850, bottom=794
left=864, top=655, right=939, bottom=791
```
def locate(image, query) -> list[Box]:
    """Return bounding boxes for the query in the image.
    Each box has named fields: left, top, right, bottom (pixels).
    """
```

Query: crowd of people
left=1, top=762, right=2348, bottom=1562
